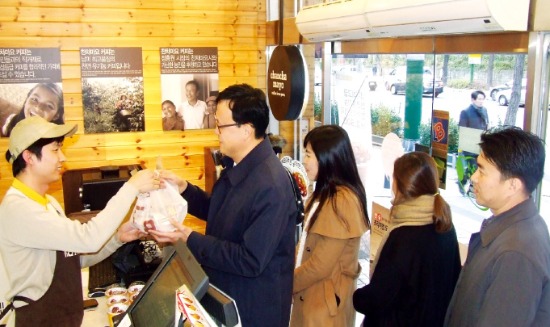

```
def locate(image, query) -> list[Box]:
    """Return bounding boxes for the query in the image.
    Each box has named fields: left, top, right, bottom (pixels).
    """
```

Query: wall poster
left=0, top=48, right=63, bottom=137
left=80, top=47, right=144, bottom=133
left=160, top=47, right=219, bottom=131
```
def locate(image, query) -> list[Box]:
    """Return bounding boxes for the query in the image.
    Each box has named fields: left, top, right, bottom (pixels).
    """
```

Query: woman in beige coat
left=291, top=125, right=370, bottom=327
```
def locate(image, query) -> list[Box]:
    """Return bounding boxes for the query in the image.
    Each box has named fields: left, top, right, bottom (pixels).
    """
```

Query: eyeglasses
left=215, top=122, right=241, bottom=131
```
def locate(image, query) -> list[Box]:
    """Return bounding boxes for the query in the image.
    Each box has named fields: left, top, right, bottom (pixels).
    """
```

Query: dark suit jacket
left=183, top=138, right=296, bottom=327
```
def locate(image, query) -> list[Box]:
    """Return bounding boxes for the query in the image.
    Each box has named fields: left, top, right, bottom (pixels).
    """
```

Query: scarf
left=370, top=194, right=435, bottom=276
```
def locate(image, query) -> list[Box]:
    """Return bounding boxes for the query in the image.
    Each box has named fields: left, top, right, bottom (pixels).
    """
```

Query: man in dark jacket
left=459, top=90, right=489, bottom=130
left=457, top=90, right=489, bottom=195
left=151, top=84, right=297, bottom=327
left=445, top=126, right=549, bottom=326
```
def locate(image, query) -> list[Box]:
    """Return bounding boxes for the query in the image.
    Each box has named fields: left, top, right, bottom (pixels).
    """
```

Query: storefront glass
left=535, top=33, right=550, bottom=229
left=314, top=52, right=537, bottom=246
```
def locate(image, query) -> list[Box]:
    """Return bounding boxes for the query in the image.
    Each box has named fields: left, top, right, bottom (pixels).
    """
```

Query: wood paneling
left=0, top=1, right=268, bottom=209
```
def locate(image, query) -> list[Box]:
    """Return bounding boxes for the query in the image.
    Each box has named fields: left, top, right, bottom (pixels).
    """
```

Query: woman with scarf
left=353, top=151, right=461, bottom=327
left=290, top=125, right=370, bottom=327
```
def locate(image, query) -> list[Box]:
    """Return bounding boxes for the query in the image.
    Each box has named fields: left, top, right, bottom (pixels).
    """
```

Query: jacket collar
left=225, top=137, right=273, bottom=186
left=480, top=198, right=538, bottom=247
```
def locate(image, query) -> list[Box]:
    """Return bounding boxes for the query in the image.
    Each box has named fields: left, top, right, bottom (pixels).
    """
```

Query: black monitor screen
left=123, top=240, right=208, bottom=327
left=82, top=178, right=127, bottom=211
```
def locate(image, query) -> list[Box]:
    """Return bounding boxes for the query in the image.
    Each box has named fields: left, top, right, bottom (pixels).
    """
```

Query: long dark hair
left=392, top=151, right=452, bottom=232
left=304, top=125, right=369, bottom=231
left=5, top=83, right=64, bottom=136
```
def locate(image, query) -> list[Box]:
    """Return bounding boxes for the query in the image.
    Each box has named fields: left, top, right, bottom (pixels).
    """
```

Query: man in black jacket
left=457, top=90, right=488, bottom=196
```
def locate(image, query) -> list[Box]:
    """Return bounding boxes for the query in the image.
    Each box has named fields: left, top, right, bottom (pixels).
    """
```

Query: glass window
left=536, top=34, right=550, bottom=229
left=315, top=52, right=530, bottom=248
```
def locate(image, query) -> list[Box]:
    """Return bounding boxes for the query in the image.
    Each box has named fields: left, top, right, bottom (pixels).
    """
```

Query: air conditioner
left=295, top=0, right=530, bottom=42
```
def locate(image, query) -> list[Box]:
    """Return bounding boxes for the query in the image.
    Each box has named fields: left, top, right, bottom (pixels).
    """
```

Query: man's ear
left=22, top=149, right=34, bottom=165
left=508, top=176, right=526, bottom=195
left=243, top=124, right=253, bottom=138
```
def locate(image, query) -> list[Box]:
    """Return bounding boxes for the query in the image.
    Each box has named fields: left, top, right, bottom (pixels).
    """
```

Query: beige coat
left=290, top=187, right=369, bottom=327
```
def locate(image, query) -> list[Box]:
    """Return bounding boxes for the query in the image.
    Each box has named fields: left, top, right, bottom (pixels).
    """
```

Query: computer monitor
left=118, top=240, right=209, bottom=327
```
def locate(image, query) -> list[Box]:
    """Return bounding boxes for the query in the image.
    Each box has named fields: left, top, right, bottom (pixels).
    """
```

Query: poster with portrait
left=0, top=48, right=63, bottom=137
left=80, top=47, right=144, bottom=133
left=160, top=47, right=219, bottom=131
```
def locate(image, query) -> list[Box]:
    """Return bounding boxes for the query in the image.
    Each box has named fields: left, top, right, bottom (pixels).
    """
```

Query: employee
left=0, top=116, right=158, bottom=326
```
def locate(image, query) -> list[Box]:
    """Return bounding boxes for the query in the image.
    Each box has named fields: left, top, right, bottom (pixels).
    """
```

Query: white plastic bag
left=131, top=181, right=188, bottom=232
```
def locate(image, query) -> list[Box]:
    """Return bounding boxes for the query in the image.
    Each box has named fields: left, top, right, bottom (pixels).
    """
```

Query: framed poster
left=160, top=47, right=219, bottom=131
left=0, top=48, right=63, bottom=137
left=80, top=47, right=144, bottom=133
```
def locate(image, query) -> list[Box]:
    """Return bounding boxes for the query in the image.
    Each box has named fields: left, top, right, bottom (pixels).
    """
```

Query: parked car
left=384, top=66, right=444, bottom=97
left=336, top=66, right=377, bottom=90
left=496, top=86, right=526, bottom=106
left=489, top=78, right=526, bottom=101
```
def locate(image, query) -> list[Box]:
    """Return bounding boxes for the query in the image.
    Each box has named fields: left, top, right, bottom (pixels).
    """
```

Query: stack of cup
left=106, top=284, right=129, bottom=327
left=128, top=281, right=145, bottom=303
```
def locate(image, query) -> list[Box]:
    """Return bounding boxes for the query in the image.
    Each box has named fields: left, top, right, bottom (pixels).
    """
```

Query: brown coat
left=291, top=187, right=369, bottom=327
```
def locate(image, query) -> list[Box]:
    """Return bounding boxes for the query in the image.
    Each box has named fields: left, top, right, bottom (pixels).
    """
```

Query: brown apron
left=15, top=251, right=83, bottom=327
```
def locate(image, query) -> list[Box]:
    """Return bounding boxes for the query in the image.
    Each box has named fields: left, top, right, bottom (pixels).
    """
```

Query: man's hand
left=158, top=170, right=188, bottom=194
left=148, top=219, right=193, bottom=243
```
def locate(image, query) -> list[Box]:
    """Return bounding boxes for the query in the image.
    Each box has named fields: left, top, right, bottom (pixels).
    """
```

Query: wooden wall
left=0, top=0, right=268, bottom=208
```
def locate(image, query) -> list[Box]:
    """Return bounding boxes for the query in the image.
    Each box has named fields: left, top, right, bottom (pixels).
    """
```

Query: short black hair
left=6, top=136, right=64, bottom=177
left=216, top=84, right=269, bottom=139
left=471, top=90, right=486, bottom=100
left=479, top=126, right=545, bottom=193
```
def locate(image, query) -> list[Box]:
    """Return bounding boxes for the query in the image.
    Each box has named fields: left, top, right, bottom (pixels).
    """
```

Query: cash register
left=114, top=240, right=240, bottom=327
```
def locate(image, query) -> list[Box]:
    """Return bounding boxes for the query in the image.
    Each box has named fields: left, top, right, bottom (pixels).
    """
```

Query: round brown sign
left=267, top=45, right=308, bottom=121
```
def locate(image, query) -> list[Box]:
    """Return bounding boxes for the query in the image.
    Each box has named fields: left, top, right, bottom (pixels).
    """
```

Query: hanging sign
left=267, top=45, right=308, bottom=121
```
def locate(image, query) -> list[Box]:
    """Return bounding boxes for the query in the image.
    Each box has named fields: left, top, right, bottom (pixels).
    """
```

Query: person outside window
left=290, top=125, right=370, bottom=327
left=354, top=151, right=461, bottom=326
left=150, top=84, right=297, bottom=327
left=445, top=126, right=549, bottom=326
left=457, top=90, right=489, bottom=196
left=0, top=116, right=158, bottom=326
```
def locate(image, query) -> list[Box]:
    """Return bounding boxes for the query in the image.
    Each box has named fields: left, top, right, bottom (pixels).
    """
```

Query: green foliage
left=312, top=93, right=340, bottom=125
left=446, top=79, right=470, bottom=89
left=313, top=93, right=321, bottom=121
left=371, top=104, right=403, bottom=137
left=331, top=101, right=339, bottom=125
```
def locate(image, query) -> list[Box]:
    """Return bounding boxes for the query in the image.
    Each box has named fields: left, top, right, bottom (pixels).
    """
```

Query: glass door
left=536, top=33, right=550, bottom=228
